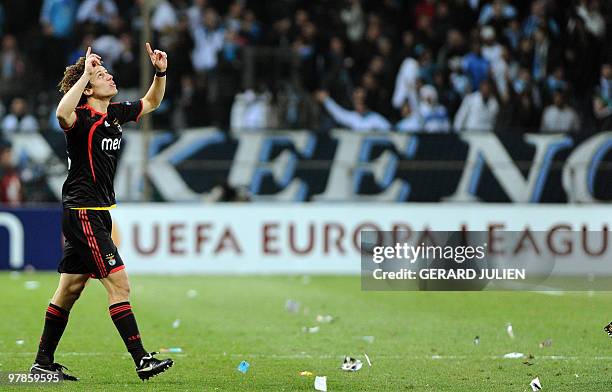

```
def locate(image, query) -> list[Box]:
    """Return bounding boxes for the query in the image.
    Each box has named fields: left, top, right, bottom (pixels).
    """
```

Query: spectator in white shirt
left=76, top=0, right=117, bottom=26
left=418, top=85, right=451, bottom=132
left=316, top=88, right=391, bottom=132
left=540, top=91, right=580, bottom=133
left=191, top=8, right=225, bottom=72
left=396, top=100, right=422, bottom=132
left=453, top=79, right=499, bottom=132
left=1, top=98, right=38, bottom=137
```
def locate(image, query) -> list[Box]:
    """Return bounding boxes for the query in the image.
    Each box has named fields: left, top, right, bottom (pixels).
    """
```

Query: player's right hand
left=84, top=47, right=102, bottom=80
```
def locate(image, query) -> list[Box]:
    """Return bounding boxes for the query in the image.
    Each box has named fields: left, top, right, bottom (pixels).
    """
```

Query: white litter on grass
left=503, top=352, right=525, bottom=359
left=314, top=376, right=327, bottom=391
left=530, top=376, right=542, bottom=391
left=341, top=356, right=363, bottom=372
left=186, top=289, right=198, bottom=299
left=316, top=315, right=333, bottom=323
left=364, top=353, right=372, bottom=366
left=473, top=336, right=480, bottom=345
left=506, top=323, right=514, bottom=339
left=285, top=299, right=300, bottom=314
left=301, top=275, right=311, bottom=285
left=302, top=326, right=320, bottom=334
left=539, top=338, right=552, bottom=348
left=172, top=319, right=181, bottom=329
left=362, top=336, right=375, bottom=343
left=15, top=340, right=24, bottom=345
left=24, top=281, right=40, bottom=290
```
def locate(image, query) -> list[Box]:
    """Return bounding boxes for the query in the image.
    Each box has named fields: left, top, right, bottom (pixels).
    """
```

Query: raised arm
left=56, top=47, right=100, bottom=129
left=140, top=42, right=168, bottom=116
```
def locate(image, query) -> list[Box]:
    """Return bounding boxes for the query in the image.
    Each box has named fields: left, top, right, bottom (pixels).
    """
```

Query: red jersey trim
left=87, top=115, right=107, bottom=183
left=78, top=104, right=107, bottom=117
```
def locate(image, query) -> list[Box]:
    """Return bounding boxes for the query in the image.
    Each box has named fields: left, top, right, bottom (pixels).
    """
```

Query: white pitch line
left=1, top=353, right=611, bottom=360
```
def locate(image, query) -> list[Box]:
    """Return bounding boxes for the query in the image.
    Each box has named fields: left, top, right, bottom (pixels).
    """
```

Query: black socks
left=109, top=302, right=147, bottom=365
left=35, top=303, right=69, bottom=365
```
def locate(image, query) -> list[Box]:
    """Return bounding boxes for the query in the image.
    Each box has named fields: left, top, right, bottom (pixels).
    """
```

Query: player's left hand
left=146, top=42, right=167, bottom=72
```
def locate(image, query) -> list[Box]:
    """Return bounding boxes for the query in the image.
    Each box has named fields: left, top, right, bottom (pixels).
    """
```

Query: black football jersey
left=61, top=100, right=143, bottom=208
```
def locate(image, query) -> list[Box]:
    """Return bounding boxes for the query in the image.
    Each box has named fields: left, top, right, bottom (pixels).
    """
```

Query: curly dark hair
left=57, top=56, right=91, bottom=104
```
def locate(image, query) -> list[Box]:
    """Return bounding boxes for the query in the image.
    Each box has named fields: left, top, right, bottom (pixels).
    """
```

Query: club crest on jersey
left=105, top=253, right=116, bottom=266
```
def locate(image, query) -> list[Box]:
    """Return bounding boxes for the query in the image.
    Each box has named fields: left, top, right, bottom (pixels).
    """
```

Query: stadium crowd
left=0, top=0, right=611, bottom=203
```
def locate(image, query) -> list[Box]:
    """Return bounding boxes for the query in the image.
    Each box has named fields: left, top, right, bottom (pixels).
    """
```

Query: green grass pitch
left=0, top=272, right=611, bottom=391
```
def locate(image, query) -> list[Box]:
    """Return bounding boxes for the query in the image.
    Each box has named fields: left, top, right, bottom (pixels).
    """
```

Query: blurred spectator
left=462, top=41, right=490, bottom=92
left=187, top=0, right=207, bottom=30
left=0, top=141, right=22, bottom=206
left=151, top=0, right=178, bottom=33
left=340, top=0, right=365, bottom=43
left=0, top=35, right=27, bottom=97
left=40, top=0, right=78, bottom=39
left=576, top=0, right=606, bottom=39
left=396, top=100, right=422, bottom=132
left=76, top=0, right=118, bottom=27
left=191, top=8, right=224, bottom=72
left=598, top=63, right=612, bottom=106
left=478, top=0, right=517, bottom=27
left=593, top=96, right=612, bottom=131
left=392, top=46, right=434, bottom=109
left=230, top=89, right=277, bottom=131
left=522, top=0, right=559, bottom=38
left=316, top=89, right=390, bottom=132
left=540, top=91, right=580, bottom=133
left=1, top=98, right=39, bottom=137
left=453, top=79, right=499, bottom=132
left=418, top=85, right=451, bottom=132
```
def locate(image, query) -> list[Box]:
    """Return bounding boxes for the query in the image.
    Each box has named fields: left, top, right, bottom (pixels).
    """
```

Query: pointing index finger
left=86, top=46, right=91, bottom=57
left=145, top=42, right=153, bottom=56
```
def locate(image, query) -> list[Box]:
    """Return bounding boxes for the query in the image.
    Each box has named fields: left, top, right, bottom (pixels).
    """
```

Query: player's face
left=89, top=66, right=118, bottom=99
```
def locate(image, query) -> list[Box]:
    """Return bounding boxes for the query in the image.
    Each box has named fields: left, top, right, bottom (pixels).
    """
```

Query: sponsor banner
left=9, top=129, right=612, bottom=203
left=108, top=204, right=612, bottom=274
left=0, top=208, right=62, bottom=270
left=1, top=204, right=610, bottom=275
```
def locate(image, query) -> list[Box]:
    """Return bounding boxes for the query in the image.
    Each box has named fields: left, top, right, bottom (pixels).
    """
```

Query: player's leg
left=100, top=268, right=173, bottom=379
left=34, top=273, right=89, bottom=365
left=31, top=272, right=88, bottom=380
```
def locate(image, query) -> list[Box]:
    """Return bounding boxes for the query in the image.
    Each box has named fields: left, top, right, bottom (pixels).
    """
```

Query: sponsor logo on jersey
left=101, top=137, right=122, bottom=151
left=112, top=118, right=122, bottom=132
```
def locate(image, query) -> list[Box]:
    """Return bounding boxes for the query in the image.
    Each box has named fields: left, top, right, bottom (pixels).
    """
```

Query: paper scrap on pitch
left=172, top=319, right=181, bottom=328
left=24, top=281, right=40, bottom=290
left=15, top=339, right=24, bottom=345
left=237, top=360, right=250, bottom=374
left=285, top=299, right=300, bottom=314
left=539, top=338, right=552, bottom=348
left=503, top=352, right=524, bottom=359
left=530, top=376, right=542, bottom=391
left=341, top=356, right=363, bottom=372
left=362, top=336, right=375, bottom=343
left=506, top=323, right=514, bottom=339
left=303, top=326, right=320, bottom=333
left=364, top=353, right=372, bottom=366
left=314, top=376, right=327, bottom=391
left=186, top=289, right=198, bottom=298
left=316, top=315, right=334, bottom=323
left=473, top=336, right=480, bottom=345
left=300, top=371, right=313, bottom=376
left=160, top=347, right=182, bottom=353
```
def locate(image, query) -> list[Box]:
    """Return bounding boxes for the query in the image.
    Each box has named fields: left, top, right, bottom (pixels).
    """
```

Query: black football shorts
left=58, top=209, right=124, bottom=279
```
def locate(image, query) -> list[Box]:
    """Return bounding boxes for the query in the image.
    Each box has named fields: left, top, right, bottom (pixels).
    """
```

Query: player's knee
left=60, top=281, right=86, bottom=301
left=108, top=282, right=130, bottom=300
